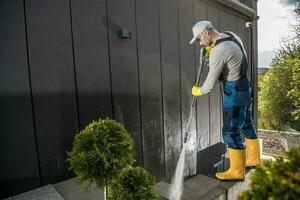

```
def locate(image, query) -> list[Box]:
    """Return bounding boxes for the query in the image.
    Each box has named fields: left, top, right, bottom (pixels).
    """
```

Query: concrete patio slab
left=4, top=185, right=64, bottom=200
left=5, top=169, right=254, bottom=200
left=155, top=169, right=254, bottom=200
left=53, top=178, right=103, bottom=200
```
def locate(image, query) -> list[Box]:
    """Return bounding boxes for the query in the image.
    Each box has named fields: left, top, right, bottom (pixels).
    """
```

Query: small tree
left=68, top=118, right=135, bottom=199
left=258, top=52, right=300, bottom=131
left=238, top=147, right=300, bottom=200
left=258, top=59, right=294, bottom=130
left=288, top=58, right=300, bottom=130
left=108, top=166, right=158, bottom=200
left=258, top=8, right=300, bottom=131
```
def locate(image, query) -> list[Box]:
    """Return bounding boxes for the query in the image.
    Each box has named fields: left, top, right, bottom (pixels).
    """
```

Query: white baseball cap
left=189, top=21, right=213, bottom=44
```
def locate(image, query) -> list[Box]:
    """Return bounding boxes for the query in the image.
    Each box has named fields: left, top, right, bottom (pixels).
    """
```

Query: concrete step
left=5, top=170, right=254, bottom=200
left=155, top=175, right=223, bottom=200
left=155, top=169, right=255, bottom=200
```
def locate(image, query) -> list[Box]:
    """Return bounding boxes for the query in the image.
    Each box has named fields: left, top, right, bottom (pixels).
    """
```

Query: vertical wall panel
left=228, top=11, right=238, bottom=33
left=241, top=18, right=252, bottom=78
left=238, top=18, right=246, bottom=44
left=107, top=0, right=143, bottom=165
left=194, top=0, right=210, bottom=151
left=219, top=8, right=230, bottom=32
left=159, top=0, right=182, bottom=181
left=0, top=1, right=40, bottom=198
left=25, top=0, right=79, bottom=184
left=207, top=4, right=222, bottom=146
left=136, top=0, right=165, bottom=180
left=250, top=0, right=258, bottom=130
left=253, top=19, right=258, bottom=129
left=178, top=0, right=197, bottom=178
left=246, top=24, right=252, bottom=80
left=236, top=15, right=244, bottom=40
left=71, top=0, right=112, bottom=128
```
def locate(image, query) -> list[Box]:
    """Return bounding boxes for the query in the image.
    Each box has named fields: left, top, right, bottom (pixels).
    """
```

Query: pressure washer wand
left=183, top=46, right=205, bottom=144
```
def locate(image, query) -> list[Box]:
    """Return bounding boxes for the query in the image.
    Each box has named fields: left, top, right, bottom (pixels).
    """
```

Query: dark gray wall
left=0, top=0, right=257, bottom=198
left=0, top=0, right=40, bottom=197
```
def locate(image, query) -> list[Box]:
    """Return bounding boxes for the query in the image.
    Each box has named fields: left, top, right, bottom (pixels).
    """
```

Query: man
left=189, top=21, right=261, bottom=181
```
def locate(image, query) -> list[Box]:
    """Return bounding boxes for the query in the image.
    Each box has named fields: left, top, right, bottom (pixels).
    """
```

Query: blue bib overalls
left=217, top=32, right=257, bottom=149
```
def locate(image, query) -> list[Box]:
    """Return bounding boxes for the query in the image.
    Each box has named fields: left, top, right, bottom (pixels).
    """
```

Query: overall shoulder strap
left=216, top=32, right=248, bottom=78
left=215, top=32, right=234, bottom=46
left=222, top=32, right=247, bottom=60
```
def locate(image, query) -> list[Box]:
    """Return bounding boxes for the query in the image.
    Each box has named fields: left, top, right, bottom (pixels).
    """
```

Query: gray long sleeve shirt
left=200, top=32, right=247, bottom=94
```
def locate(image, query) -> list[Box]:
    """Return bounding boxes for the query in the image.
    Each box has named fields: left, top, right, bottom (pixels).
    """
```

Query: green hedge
left=238, top=147, right=300, bottom=200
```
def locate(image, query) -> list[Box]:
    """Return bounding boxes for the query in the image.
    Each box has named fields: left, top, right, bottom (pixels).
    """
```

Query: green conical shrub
left=68, top=118, right=135, bottom=188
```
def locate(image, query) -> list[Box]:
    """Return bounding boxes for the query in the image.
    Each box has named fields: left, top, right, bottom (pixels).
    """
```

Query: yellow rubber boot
left=245, top=138, right=261, bottom=167
left=215, top=148, right=246, bottom=181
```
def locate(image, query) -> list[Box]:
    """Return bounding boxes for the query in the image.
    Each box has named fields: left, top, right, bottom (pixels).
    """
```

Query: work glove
left=192, top=85, right=203, bottom=96
left=204, top=44, right=215, bottom=58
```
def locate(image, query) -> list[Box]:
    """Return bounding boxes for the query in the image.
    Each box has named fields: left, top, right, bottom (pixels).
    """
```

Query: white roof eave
left=217, top=0, right=259, bottom=20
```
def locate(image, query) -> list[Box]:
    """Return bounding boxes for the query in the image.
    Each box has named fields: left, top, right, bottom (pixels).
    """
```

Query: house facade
left=0, top=0, right=258, bottom=198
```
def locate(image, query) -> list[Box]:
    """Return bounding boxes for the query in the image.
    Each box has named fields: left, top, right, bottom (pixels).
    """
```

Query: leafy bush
left=108, top=167, right=158, bottom=200
left=258, top=54, right=300, bottom=131
left=288, top=58, right=300, bottom=130
left=258, top=8, right=300, bottom=131
left=258, top=59, right=294, bottom=130
left=68, top=118, right=135, bottom=188
left=238, top=147, right=300, bottom=200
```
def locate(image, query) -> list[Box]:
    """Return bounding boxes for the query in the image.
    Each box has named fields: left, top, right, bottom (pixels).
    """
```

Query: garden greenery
left=68, top=118, right=135, bottom=188
left=108, top=166, right=158, bottom=200
left=258, top=11, right=300, bottom=131
left=238, top=147, right=300, bottom=200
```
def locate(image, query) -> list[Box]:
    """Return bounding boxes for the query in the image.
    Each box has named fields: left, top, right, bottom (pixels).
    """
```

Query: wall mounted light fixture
left=118, top=29, right=131, bottom=39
